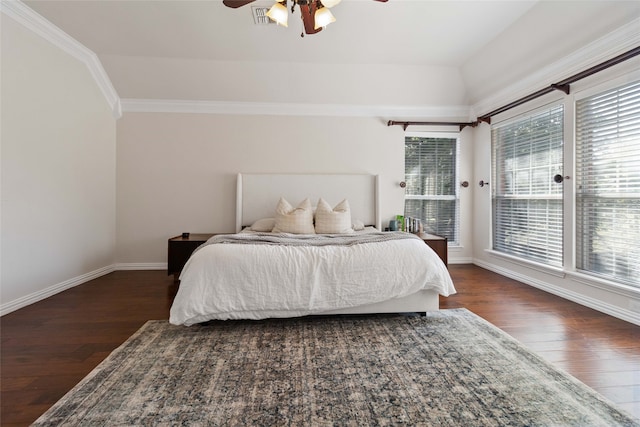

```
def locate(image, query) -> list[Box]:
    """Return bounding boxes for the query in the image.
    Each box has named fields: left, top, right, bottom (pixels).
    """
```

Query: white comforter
left=169, top=231, right=456, bottom=325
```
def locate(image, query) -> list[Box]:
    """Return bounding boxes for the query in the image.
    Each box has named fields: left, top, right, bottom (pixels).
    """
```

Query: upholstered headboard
left=236, top=173, right=380, bottom=233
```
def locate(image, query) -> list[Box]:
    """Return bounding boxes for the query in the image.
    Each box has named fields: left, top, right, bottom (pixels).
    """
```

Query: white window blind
left=492, top=106, right=564, bottom=266
left=404, top=136, right=459, bottom=244
left=575, top=80, right=640, bottom=288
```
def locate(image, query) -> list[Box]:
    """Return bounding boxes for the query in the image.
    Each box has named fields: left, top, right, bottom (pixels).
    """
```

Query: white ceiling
left=23, top=0, right=538, bottom=66
left=20, top=0, right=640, bottom=108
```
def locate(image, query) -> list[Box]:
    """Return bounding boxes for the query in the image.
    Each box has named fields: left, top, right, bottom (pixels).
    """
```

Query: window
left=575, top=80, right=640, bottom=287
left=404, top=135, right=459, bottom=244
left=491, top=105, right=564, bottom=266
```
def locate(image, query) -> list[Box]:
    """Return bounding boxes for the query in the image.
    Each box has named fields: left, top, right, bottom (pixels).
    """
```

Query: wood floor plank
left=1, top=265, right=639, bottom=425
left=440, top=264, right=640, bottom=421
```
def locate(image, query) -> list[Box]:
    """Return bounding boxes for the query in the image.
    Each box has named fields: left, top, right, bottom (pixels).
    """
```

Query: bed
left=169, top=173, right=456, bottom=325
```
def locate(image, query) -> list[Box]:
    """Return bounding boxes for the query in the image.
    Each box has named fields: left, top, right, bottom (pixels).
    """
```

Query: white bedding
left=169, top=231, right=456, bottom=325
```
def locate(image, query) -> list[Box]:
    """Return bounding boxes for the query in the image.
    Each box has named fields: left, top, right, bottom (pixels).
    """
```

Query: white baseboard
left=473, top=258, right=640, bottom=326
left=0, top=263, right=169, bottom=316
left=0, top=265, right=115, bottom=316
left=113, top=263, right=167, bottom=271
left=449, top=257, right=473, bottom=265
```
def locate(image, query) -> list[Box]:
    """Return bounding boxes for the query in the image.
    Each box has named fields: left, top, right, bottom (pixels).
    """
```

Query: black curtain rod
left=388, top=45, right=640, bottom=130
left=386, top=120, right=476, bottom=131
left=477, top=45, right=640, bottom=123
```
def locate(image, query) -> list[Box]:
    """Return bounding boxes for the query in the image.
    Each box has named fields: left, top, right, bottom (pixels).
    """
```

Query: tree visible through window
left=404, top=135, right=459, bottom=244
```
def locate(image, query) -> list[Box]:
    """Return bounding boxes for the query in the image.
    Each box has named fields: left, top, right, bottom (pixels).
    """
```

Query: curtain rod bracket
left=459, top=121, right=479, bottom=131
left=551, top=83, right=570, bottom=95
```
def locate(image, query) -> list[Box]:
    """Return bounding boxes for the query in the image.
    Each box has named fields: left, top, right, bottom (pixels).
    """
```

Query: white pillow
left=315, top=198, right=354, bottom=234
left=249, top=217, right=275, bottom=232
left=272, top=198, right=315, bottom=234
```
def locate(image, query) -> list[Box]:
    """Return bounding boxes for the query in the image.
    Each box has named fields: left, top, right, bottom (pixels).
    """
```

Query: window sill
left=485, top=249, right=565, bottom=278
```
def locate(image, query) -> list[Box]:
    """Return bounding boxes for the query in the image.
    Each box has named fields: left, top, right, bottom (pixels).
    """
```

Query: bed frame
left=235, top=173, right=439, bottom=314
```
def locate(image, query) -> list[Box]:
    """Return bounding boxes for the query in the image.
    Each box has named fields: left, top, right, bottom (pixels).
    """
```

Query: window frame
left=404, top=131, right=461, bottom=246
left=485, top=74, right=640, bottom=296
left=490, top=101, right=566, bottom=268
left=572, top=77, right=640, bottom=289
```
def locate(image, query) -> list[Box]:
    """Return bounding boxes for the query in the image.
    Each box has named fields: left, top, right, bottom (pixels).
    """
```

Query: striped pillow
left=315, top=198, right=354, bottom=234
left=272, top=198, right=315, bottom=234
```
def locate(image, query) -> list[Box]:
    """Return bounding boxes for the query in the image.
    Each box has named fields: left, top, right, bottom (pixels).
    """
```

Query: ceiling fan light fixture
left=266, top=2, right=288, bottom=27
left=314, top=7, right=335, bottom=29
left=225, top=0, right=387, bottom=37
left=320, top=0, right=341, bottom=7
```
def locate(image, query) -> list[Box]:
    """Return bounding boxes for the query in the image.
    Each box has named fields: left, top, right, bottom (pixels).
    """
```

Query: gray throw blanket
left=197, top=231, right=420, bottom=252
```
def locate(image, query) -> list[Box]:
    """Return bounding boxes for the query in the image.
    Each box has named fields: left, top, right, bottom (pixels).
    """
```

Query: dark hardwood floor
left=2, top=265, right=639, bottom=426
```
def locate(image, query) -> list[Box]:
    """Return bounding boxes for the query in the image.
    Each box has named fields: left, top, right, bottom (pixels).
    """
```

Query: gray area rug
left=33, top=309, right=639, bottom=426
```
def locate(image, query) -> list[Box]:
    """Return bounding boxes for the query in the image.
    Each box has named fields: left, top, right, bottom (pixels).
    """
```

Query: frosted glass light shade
left=320, top=0, right=341, bottom=7
left=266, top=2, right=288, bottom=27
left=314, top=7, right=335, bottom=29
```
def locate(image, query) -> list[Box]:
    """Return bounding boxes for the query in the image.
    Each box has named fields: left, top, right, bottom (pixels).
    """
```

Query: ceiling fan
left=223, top=0, right=388, bottom=36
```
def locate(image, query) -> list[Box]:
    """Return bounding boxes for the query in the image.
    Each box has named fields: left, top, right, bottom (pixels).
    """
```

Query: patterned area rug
left=33, top=309, right=639, bottom=426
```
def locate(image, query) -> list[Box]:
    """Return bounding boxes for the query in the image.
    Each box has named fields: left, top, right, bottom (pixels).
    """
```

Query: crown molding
left=1, top=0, right=122, bottom=119
left=471, top=17, right=640, bottom=119
left=120, top=98, right=472, bottom=120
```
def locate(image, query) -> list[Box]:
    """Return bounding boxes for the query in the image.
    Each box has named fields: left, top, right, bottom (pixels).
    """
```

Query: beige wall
left=116, top=113, right=476, bottom=266
left=116, top=113, right=407, bottom=264
left=1, top=15, right=116, bottom=312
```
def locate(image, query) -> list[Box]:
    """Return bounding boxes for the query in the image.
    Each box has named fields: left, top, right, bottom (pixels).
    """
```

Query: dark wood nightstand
left=167, top=233, right=214, bottom=280
left=418, top=233, right=448, bottom=266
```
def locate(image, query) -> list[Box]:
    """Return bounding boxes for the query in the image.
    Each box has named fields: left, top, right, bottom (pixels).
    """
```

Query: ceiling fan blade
left=222, top=0, right=256, bottom=8
left=299, top=2, right=322, bottom=35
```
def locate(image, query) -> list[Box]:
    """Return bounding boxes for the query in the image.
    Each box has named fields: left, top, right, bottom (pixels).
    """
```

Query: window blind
left=491, top=106, right=564, bottom=266
left=575, top=80, right=640, bottom=287
left=405, top=136, right=459, bottom=244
